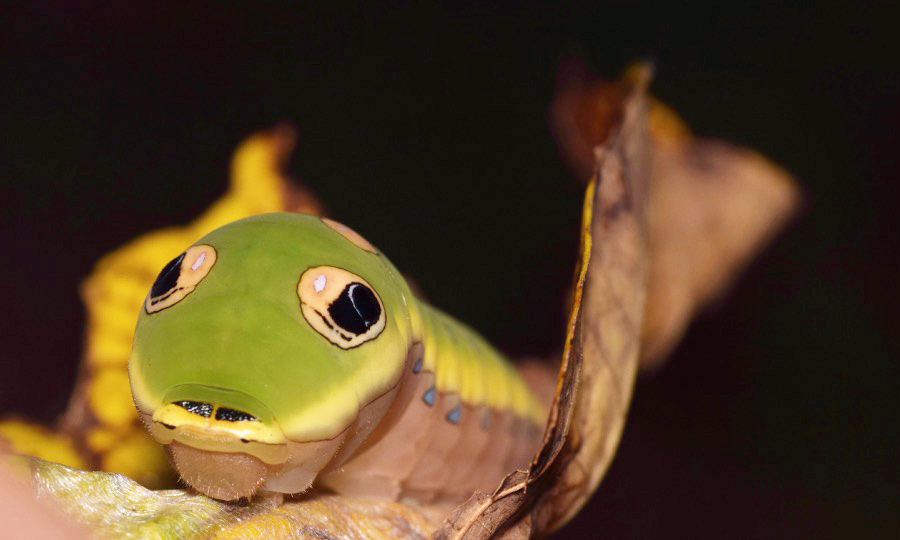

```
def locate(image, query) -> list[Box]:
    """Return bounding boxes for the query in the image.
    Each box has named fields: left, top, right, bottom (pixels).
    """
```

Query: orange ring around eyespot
left=297, top=266, right=385, bottom=349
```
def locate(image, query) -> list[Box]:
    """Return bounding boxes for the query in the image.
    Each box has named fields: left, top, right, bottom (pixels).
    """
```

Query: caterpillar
left=129, top=212, right=546, bottom=503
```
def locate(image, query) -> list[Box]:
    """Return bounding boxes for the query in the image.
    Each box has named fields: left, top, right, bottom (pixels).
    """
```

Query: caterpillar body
left=129, top=213, right=546, bottom=503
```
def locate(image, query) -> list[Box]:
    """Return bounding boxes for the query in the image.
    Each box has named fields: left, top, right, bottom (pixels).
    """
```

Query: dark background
left=1, top=3, right=897, bottom=538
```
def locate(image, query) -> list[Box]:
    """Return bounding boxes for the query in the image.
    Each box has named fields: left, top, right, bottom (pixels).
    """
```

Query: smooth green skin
left=129, top=214, right=416, bottom=441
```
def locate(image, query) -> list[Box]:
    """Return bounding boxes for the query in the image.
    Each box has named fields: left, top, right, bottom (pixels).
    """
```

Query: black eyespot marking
left=328, top=282, right=382, bottom=335
left=215, top=408, right=257, bottom=422
left=298, top=266, right=386, bottom=348
left=151, top=253, right=185, bottom=299
left=174, top=400, right=212, bottom=418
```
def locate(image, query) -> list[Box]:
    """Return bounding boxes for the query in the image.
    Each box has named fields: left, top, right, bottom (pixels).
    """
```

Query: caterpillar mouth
left=144, top=385, right=289, bottom=465
left=168, top=441, right=273, bottom=501
left=139, top=384, right=351, bottom=500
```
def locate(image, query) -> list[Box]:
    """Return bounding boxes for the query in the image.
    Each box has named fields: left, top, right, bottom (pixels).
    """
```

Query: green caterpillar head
left=128, top=213, right=416, bottom=499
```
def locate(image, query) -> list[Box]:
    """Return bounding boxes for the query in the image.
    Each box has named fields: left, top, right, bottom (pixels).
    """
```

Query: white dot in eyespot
left=313, top=274, right=327, bottom=293
left=191, top=252, right=206, bottom=271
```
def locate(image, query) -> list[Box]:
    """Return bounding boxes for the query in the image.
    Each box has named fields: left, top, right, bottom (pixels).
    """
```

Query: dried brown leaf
left=550, top=61, right=799, bottom=369
left=435, top=65, right=652, bottom=539
left=640, top=110, right=799, bottom=366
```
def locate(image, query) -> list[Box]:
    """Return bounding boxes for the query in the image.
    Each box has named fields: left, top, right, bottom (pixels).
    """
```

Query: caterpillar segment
left=128, top=213, right=546, bottom=503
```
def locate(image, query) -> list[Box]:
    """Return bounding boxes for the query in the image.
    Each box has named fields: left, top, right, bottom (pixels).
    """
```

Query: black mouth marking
left=174, top=400, right=213, bottom=418
left=215, top=408, right=257, bottom=422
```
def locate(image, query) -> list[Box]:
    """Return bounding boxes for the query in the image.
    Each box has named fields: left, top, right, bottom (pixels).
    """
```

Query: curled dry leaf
left=640, top=112, right=800, bottom=366
left=551, top=60, right=800, bottom=370
left=435, top=65, right=652, bottom=540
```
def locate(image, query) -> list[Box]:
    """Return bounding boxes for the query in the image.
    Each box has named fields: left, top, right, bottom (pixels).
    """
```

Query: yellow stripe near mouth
left=151, top=404, right=287, bottom=446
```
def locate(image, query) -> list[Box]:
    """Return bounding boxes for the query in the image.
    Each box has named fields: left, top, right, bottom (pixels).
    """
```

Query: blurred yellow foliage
left=0, top=421, right=85, bottom=470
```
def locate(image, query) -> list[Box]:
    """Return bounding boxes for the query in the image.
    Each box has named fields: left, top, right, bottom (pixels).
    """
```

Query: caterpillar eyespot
left=145, top=245, right=217, bottom=313
left=297, top=266, right=386, bottom=348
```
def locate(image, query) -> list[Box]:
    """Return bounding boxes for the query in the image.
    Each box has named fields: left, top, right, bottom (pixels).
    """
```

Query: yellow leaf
left=0, top=420, right=86, bottom=470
